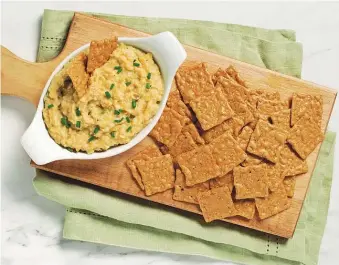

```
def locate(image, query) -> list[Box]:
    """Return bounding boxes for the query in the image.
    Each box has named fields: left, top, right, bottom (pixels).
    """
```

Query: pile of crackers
left=126, top=63, right=324, bottom=222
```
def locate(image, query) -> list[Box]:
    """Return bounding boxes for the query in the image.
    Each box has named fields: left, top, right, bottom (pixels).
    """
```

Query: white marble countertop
left=1, top=2, right=339, bottom=265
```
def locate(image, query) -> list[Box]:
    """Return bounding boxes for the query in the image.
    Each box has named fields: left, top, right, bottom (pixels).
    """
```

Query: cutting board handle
left=1, top=46, right=59, bottom=107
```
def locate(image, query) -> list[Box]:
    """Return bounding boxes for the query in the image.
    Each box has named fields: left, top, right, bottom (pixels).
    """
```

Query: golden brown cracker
left=149, top=108, right=187, bottom=147
left=177, top=145, right=221, bottom=186
left=265, top=163, right=284, bottom=192
left=87, top=37, right=118, bottom=73
left=278, top=144, right=308, bottom=176
left=291, top=93, right=323, bottom=127
left=126, top=145, right=162, bottom=190
left=67, top=52, right=89, bottom=98
left=283, top=176, right=296, bottom=198
left=226, top=65, right=247, bottom=87
left=168, top=132, right=198, bottom=158
left=202, top=117, right=244, bottom=143
left=241, top=153, right=263, bottom=167
left=209, top=171, right=234, bottom=192
left=173, top=169, right=209, bottom=204
left=287, top=114, right=324, bottom=159
left=175, top=63, right=214, bottom=103
left=167, top=90, right=193, bottom=121
left=269, top=109, right=291, bottom=132
left=234, top=164, right=269, bottom=199
left=237, top=126, right=254, bottom=151
left=234, top=199, right=256, bottom=219
left=255, top=184, right=291, bottom=219
left=136, top=154, right=175, bottom=196
left=250, top=90, right=280, bottom=101
left=209, top=132, right=247, bottom=175
left=247, top=120, right=287, bottom=163
left=190, top=87, right=234, bottom=130
left=197, top=186, right=237, bottom=222
left=257, top=98, right=289, bottom=119
left=182, top=123, right=205, bottom=145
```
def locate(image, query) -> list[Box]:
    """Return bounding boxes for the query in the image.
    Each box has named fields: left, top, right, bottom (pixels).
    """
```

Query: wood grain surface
left=1, top=13, right=337, bottom=238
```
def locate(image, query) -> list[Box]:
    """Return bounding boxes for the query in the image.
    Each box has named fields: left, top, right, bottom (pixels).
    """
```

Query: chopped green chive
left=47, top=104, right=54, bottom=109
left=114, top=66, right=122, bottom=74
left=126, top=126, right=132, bottom=132
left=105, top=91, right=111, bottom=99
left=110, top=131, right=116, bottom=138
left=110, top=84, right=115, bottom=90
left=76, top=121, right=81, bottom=128
left=75, top=107, right=81, bottom=116
left=66, top=147, right=74, bottom=152
left=114, top=118, right=124, bottom=123
left=93, top=126, right=100, bottom=134
left=133, top=62, right=140, bottom=67
left=146, top=83, right=151, bottom=89
left=114, top=109, right=121, bottom=115
left=125, top=81, right=132, bottom=86
left=147, top=72, right=151, bottom=79
left=88, top=135, right=96, bottom=142
left=126, top=116, right=131, bottom=123
left=132, top=99, right=137, bottom=109
left=61, top=117, right=71, bottom=128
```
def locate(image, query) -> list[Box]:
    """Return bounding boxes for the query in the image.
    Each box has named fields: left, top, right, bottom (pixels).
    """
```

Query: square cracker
left=291, top=93, right=323, bottom=127
left=202, top=117, right=244, bottom=143
left=234, top=199, right=256, bottom=220
left=177, top=145, right=221, bottom=186
left=247, top=120, right=287, bottom=163
left=266, top=163, right=284, bottom=192
left=67, top=52, right=89, bottom=98
left=257, top=98, right=289, bottom=119
left=234, top=164, right=268, bottom=199
left=197, top=186, right=237, bottom=222
left=167, top=90, right=193, bottom=121
left=283, top=176, right=296, bottom=197
left=250, top=90, right=280, bottom=101
left=175, top=63, right=214, bottom=103
left=216, top=77, right=254, bottom=125
left=149, top=108, right=187, bottom=147
left=255, top=184, right=291, bottom=219
left=269, top=109, right=291, bottom=132
left=278, top=144, right=308, bottom=176
left=190, top=87, right=234, bottom=130
left=287, top=114, right=324, bottom=159
left=136, top=154, right=175, bottom=196
left=173, top=169, right=209, bottom=204
left=126, top=145, right=162, bottom=190
left=87, top=37, right=118, bottom=73
left=209, top=171, right=234, bottom=192
left=209, top=132, right=247, bottom=175
left=237, top=126, right=254, bottom=151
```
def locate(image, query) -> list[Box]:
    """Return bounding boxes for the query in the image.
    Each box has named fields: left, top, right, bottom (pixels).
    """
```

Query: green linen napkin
left=33, top=9, right=336, bottom=265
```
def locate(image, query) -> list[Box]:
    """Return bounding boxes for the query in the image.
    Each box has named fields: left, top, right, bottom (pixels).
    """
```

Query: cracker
left=291, top=93, right=323, bottom=127
left=257, top=98, right=289, bottom=119
left=167, top=90, right=193, bottom=121
left=283, top=176, right=296, bottom=198
left=149, top=108, right=186, bottom=147
left=269, top=109, right=291, bottom=132
left=247, top=120, right=287, bottom=163
left=126, top=145, right=162, bottom=190
left=67, top=52, right=89, bottom=98
left=234, top=199, right=256, bottom=219
left=87, top=37, right=118, bottom=73
left=173, top=169, right=209, bottom=204
left=237, top=126, right=254, bottom=151
left=209, top=171, right=234, bottom=192
left=241, top=153, right=263, bottom=167
left=266, top=163, right=284, bottom=192
left=182, top=123, right=205, bottom=145
left=209, top=132, right=247, bottom=175
left=250, top=90, right=280, bottom=101
left=190, top=87, right=234, bottom=130
left=177, top=145, right=221, bottom=186
left=216, top=77, right=254, bottom=125
left=212, top=68, right=229, bottom=85
left=202, top=117, right=244, bottom=143
left=255, top=184, right=291, bottom=219
left=136, top=154, right=175, bottom=196
left=226, top=66, right=247, bottom=87
left=278, top=144, right=308, bottom=176
left=168, top=132, right=198, bottom=158
left=234, top=164, right=269, bottom=199
left=197, top=186, right=237, bottom=222
left=287, top=114, right=324, bottom=159
left=175, top=63, right=214, bottom=103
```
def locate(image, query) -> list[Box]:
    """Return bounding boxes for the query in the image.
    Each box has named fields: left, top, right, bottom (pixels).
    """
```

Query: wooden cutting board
left=1, top=13, right=337, bottom=238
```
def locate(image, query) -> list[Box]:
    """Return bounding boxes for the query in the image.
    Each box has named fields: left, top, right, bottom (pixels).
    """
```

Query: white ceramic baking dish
left=21, top=32, right=187, bottom=165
